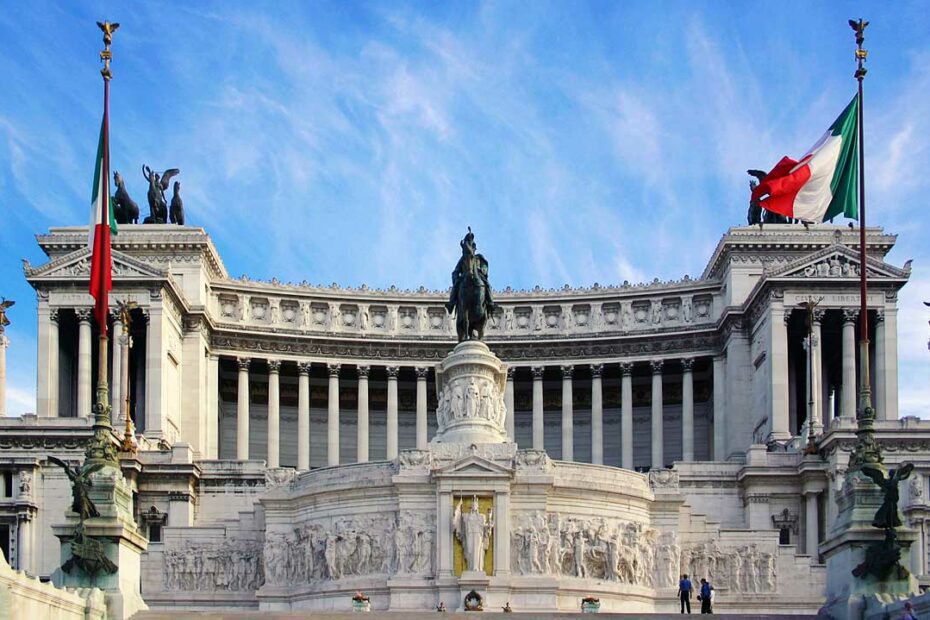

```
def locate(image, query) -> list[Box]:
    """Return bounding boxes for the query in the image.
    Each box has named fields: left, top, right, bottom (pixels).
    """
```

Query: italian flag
left=751, top=95, right=859, bottom=223
left=88, top=114, right=116, bottom=337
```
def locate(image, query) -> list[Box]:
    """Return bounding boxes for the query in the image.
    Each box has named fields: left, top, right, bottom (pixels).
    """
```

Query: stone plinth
left=52, top=465, right=149, bottom=620
left=820, top=470, right=918, bottom=620
left=431, top=341, right=509, bottom=445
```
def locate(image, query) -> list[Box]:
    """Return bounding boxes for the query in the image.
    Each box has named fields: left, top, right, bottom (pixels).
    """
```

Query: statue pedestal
left=820, top=470, right=917, bottom=620
left=431, top=341, right=509, bottom=446
left=51, top=465, right=148, bottom=620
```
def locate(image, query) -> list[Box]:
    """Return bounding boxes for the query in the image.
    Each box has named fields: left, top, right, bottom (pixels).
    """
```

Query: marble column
left=327, top=363, right=341, bottom=467
left=769, top=304, right=790, bottom=440
left=415, top=366, right=428, bottom=450
left=531, top=366, right=544, bottom=450
left=493, top=491, right=511, bottom=576
left=236, top=357, right=251, bottom=460
left=681, top=358, right=695, bottom=462
left=37, top=307, right=59, bottom=418
left=297, top=362, right=311, bottom=470
left=590, top=364, right=604, bottom=465
left=76, top=308, right=93, bottom=418
left=812, top=310, right=826, bottom=430
left=841, top=309, right=858, bottom=420
left=561, top=365, right=574, bottom=462
left=880, top=308, right=899, bottom=420
left=207, top=354, right=219, bottom=459
left=357, top=366, right=370, bottom=463
left=144, top=306, right=164, bottom=438
left=873, top=310, right=889, bottom=421
left=110, top=314, right=123, bottom=418
left=437, top=491, right=453, bottom=578
left=620, top=362, right=633, bottom=469
left=650, top=360, right=664, bottom=470
left=267, top=360, right=281, bottom=468
left=16, top=516, right=31, bottom=574
left=713, top=355, right=726, bottom=460
left=386, top=366, right=399, bottom=459
left=805, top=491, right=819, bottom=561
left=505, top=367, right=515, bottom=441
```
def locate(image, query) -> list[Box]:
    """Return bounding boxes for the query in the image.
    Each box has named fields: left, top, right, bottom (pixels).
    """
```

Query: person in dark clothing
left=677, top=574, right=692, bottom=614
left=699, top=578, right=713, bottom=614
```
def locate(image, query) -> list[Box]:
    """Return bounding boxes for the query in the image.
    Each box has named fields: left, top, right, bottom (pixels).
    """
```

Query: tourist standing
left=699, top=578, right=714, bottom=614
left=678, top=574, right=692, bottom=614
left=901, top=601, right=917, bottom=620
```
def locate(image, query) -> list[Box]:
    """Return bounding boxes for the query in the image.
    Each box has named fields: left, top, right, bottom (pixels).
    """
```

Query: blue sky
left=0, top=1, right=927, bottom=417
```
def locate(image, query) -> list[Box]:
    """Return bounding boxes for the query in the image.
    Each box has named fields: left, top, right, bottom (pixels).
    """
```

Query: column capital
left=109, top=309, right=121, bottom=323
left=208, top=353, right=220, bottom=362
left=783, top=310, right=793, bottom=326
left=49, top=308, right=60, bottom=323
left=386, top=365, right=400, bottom=378
left=812, top=309, right=825, bottom=324
left=842, top=309, right=859, bottom=324
left=874, top=309, right=885, bottom=324
left=267, top=359, right=282, bottom=373
left=327, top=363, right=342, bottom=377
left=561, top=365, right=574, bottom=379
left=531, top=365, right=545, bottom=379
left=356, top=365, right=370, bottom=379
left=620, top=361, right=634, bottom=376
left=506, top=366, right=515, bottom=380
left=680, top=358, right=695, bottom=372
left=75, top=308, right=92, bottom=323
left=650, top=359, right=664, bottom=374
left=590, top=363, right=604, bottom=378
left=297, top=361, right=312, bottom=375
left=415, top=366, right=429, bottom=380
left=237, top=357, right=251, bottom=371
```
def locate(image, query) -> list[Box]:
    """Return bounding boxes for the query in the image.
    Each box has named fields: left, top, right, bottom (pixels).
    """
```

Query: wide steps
left=133, top=612, right=818, bottom=619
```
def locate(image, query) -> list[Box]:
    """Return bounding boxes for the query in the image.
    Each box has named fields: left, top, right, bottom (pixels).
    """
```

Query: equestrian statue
left=445, top=227, right=498, bottom=342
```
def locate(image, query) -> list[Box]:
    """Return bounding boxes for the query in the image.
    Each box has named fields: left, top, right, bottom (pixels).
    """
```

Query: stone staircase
left=133, top=612, right=819, bottom=619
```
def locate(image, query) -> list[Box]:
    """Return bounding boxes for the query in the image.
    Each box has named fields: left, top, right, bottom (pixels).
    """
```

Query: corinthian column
left=681, top=358, right=694, bottom=462
left=590, top=364, right=604, bottom=465
left=110, top=312, right=123, bottom=417
left=561, top=365, right=574, bottom=461
left=841, top=309, right=858, bottom=421
left=620, top=362, right=633, bottom=469
left=531, top=366, right=544, bottom=450
left=505, top=367, right=515, bottom=441
left=386, top=366, right=399, bottom=459
left=415, top=366, right=428, bottom=449
left=651, top=359, right=664, bottom=470
left=297, top=361, right=311, bottom=470
left=267, top=360, right=281, bottom=468
left=37, top=307, right=59, bottom=418
left=236, top=357, right=251, bottom=460
left=811, top=309, right=825, bottom=430
left=327, top=363, right=341, bottom=466
left=357, top=366, right=370, bottom=463
left=76, top=308, right=93, bottom=418
left=874, top=310, right=887, bottom=419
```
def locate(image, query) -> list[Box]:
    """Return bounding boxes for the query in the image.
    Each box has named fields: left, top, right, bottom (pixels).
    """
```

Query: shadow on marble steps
left=132, top=613, right=819, bottom=619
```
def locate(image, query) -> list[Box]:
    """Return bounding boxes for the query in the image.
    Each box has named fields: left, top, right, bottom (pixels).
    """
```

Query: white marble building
left=0, top=222, right=926, bottom=613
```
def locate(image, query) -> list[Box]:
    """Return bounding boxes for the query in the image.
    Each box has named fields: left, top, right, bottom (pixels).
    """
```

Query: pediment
left=765, top=244, right=910, bottom=282
left=25, top=247, right=166, bottom=281
left=433, top=454, right=514, bottom=478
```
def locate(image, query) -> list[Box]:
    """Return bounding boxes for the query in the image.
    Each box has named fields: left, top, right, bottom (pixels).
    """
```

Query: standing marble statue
left=453, top=496, right=494, bottom=573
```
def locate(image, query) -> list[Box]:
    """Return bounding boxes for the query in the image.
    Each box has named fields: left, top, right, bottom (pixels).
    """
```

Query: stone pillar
left=561, top=365, right=574, bottom=461
left=768, top=304, right=790, bottom=440
left=267, top=360, right=281, bottom=468
left=415, top=366, right=428, bottom=450
left=493, top=491, right=511, bottom=576
left=437, top=491, right=453, bottom=578
left=841, top=309, right=858, bottom=421
left=356, top=366, right=370, bottom=463
left=681, top=358, right=695, bottom=462
left=236, top=357, right=251, bottom=460
left=145, top=306, right=164, bottom=438
left=874, top=311, right=886, bottom=419
left=805, top=491, right=819, bottom=561
left=504, top=367, right=515, bottom=441
left=620, top=362, right=633, bottom=469
left=650, top=360, right=664, bottom=469
left=909, top=517, right=925, bottom=578
left=812, top=310, right=827, bottom=430
left=110, top=314, right=123, bottom=418
left=531, top=366, right=544, bottom=450
left=297, top=362, right=311, bottom=470
left=76, top=308, right=93, bottom=418
left=880, top=308, right=899, bottom=420
left=207, top=354, right=219, bottom=459
left=16, top=516, right=31, bottom=574
left=386, top=366, right=399, bottom=460
left=590, top=364, right=604, bottom=465
left=37, top=307, right=59, bottom=418
left=327, top=363, right=341, bottom=467
left=713, top=355, right=726, bottom=460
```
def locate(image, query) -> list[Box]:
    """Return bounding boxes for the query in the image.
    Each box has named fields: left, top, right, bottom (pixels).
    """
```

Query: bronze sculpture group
left=852, top=462, right=915, bottom=581
left=445, top=227, right=498, bottom=342
left=109, top=165, right=184, bottom=225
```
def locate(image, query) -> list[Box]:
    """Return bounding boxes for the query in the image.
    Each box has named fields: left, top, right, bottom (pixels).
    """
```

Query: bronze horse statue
left=446, top=228, right=497, bottom=342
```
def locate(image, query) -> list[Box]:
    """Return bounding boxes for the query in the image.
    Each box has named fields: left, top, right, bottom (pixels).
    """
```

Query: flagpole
left=848, top=18, right=881, bottom=469
left=86, top=21, right=119, bottom=468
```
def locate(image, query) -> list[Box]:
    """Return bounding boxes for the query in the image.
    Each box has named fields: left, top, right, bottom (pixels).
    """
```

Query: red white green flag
left=751, top=95, right=859, bottom=223
left=88, top=114, right=115, bottom=336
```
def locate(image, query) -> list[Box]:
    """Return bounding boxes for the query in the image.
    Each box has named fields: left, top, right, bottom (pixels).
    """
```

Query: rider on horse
left=445, top=226, right=497, bottom=317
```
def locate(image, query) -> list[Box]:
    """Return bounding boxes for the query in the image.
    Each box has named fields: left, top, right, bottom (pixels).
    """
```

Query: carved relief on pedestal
left=433, top=341, right=508, bottom=445
left=164, top=540, right=264, bottom=591
left=680, top=541, right=777, bottom=593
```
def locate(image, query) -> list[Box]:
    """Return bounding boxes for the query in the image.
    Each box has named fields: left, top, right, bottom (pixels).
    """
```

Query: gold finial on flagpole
left=96, top=21, right=119, bottom=80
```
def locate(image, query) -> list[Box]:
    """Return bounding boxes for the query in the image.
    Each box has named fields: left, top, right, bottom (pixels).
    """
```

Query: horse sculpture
left=112, top=171, right=139, bottom=224
left=446, top=227, right=497, bottom=342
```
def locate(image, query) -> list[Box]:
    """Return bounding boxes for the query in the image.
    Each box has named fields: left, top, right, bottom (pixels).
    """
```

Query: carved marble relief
left=680, top=542, right=776, bottom=593
left=164, top=541, right=264, bottom=591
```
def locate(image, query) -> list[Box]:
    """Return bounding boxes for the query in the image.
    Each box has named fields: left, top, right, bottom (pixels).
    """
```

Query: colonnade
left=227, top=356, right=706, bottom=470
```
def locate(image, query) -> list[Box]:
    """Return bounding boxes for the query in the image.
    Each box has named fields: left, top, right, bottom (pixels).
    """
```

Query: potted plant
left=352, top=591, right=371, bottom=612
left=581, top=596, right=601, bottom=613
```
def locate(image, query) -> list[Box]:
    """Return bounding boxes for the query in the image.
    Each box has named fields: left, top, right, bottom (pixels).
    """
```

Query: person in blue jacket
left=699, top=578, right=714, bottom=614
left=677, top=574, right=692, bottom=614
